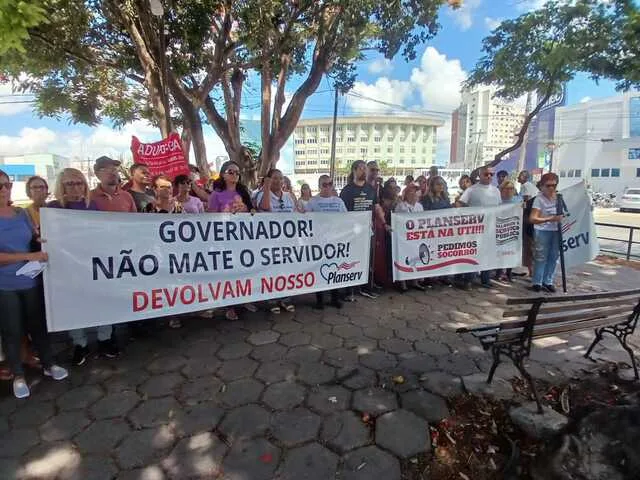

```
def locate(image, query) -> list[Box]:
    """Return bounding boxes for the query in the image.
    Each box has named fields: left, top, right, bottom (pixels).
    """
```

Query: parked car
left=619, top=188, right=640, bottom=212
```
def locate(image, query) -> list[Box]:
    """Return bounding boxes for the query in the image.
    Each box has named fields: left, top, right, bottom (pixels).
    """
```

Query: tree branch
left=271, top=53, right=290, bottom=136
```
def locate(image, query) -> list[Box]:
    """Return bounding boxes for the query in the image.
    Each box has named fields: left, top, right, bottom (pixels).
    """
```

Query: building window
left=399, top=158, right=405, bottom=164
left=611, top=168, right=620, bottom=177
left=295, top=150, right=305, bottom=156
left=601, top=168, right=610, bottom=177
left=400, top=137, right=406, bottom=142
left=591, top=169, right=600, bottom=177
left=295, top=138, right=304, bottom=144
left=411, top=147, right=416, bottom=153
left=412, top=136, right=417, bottom=143
left=347, top=147, right=356, bottom=154
left=411, top=158, right=416, bottom=164
left=575, top=169, right=582, bottom=178
left=308, top=159, right=317, bottom=164
left=387, top=147, right=393, bottom=153
left=347, top=137, right=355, bottom=143
left=320, top=126, right=329, bottom=132
left=374, top=136, right=381, bottom=142
left=360, top=137, right=368, bottom=143
left=374, top=124, right=382, bottom=131
left=346, top=126, right=355, bottom=132
left=320, top=148, right=329, bottom=155
left=373, top=147, right=380, bottom=153
left=636, top=168, right=640, bottom=177
left=306, top=127, right=317, bottom=133
left=320, top=159, right=329, bottom=165
left=568, top=169, right=574, bottom=178
left=295, top=127, right=303, bottom=135
left=560, top=170, right=567, bottom=178
left=337, top=148, right=343, bottom=154
left=360, top=147, right=368, bottom=154
left=307, top=149, right=317, bottom=155
left=399, top=147, right=405, bottom=153
left=387, top=136, right=394, bottom=142
left=306, top=138, right=317, bottom=144
left=320, top=137, right=329, bottom=143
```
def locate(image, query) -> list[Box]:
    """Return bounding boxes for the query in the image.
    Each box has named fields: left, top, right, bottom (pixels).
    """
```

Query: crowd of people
left=0, top=154, right=565, bottom=399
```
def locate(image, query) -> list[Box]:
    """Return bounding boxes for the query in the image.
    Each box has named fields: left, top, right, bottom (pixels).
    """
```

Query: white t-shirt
left=395, top=201, right=423, bottom=213
left=532, top=194, right=559, bottom=231
left=520, top=181, right=539, bottom=199
left=306, top=195, right=347, bottom=213
left=459, top=183, right=501, bottom=207
left=255, top=190, right=296, bottom=213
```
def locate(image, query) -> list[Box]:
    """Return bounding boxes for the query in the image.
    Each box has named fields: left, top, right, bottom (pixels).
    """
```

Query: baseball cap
left=93, top=156, right=121, bottom=172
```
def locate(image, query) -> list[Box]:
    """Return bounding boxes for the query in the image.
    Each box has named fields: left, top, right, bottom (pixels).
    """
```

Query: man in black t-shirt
left=340, top=161, right=387, bottom=299
left=128, top=163, right=155, bottom=212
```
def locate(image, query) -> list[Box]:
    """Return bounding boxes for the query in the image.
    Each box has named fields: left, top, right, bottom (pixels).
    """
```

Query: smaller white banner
left=391, top=204, right=523, bottom=281
left=560, top=181, right=599, bottom=268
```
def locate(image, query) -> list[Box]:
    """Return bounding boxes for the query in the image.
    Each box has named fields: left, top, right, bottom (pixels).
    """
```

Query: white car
left=619, top=188, right=640, bottom=212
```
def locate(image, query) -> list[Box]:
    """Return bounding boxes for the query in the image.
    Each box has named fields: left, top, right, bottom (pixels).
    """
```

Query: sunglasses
left=63, top=181, right=84, bottom=188
left=225, top=169, right=240, bottom=176
left=0, top=182, right=12, bottom=190
left=544, top=183, right=558, bottom=188
left=321, top=182, right=333, bottom=188
left=30, top=185, right=47, bottom=190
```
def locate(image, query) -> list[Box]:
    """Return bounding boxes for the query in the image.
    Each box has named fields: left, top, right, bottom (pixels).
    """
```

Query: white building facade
left=450, top=85, right=525, bottom=170
left=553, top=92, right=640, bottom=196
left=0, top=153, right=70, bottom=203
left=293, top=116, right=444, bottom=175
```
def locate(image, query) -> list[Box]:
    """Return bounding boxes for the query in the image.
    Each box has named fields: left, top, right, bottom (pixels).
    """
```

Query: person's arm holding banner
left=0, top=250, right=47, bottom=265
left=257, top=177, right=272, bottom=212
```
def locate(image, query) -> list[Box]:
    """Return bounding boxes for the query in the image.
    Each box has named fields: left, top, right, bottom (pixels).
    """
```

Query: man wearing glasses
left=457, top=166, right=502, bottom=289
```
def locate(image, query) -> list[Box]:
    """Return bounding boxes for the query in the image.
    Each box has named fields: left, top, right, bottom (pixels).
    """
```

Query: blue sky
left=0, top=0, right=628, bottom=168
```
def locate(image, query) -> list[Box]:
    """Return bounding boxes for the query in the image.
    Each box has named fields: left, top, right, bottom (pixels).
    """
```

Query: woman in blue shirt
left=0, top=169, right=68, bottom=399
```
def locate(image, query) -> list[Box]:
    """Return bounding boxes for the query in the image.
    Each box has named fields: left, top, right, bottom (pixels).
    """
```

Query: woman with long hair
left=529, top=172, right=564, bottom=293
left=25, top=176, right=49, bottom=229
left=422, top=176, right=451, bottom=211
left=47, top=168, right=109, bottom=364
left=174, top=174, right=204, bottom=213
left=145, top=175, right=183, bottom=214
left=496, top=180, right=521, bottom=283
left=0, top=169, right=68, bottom=398
left=209, top=161, right=257, bottom=320
left=394, top=184, right=426, bottom=292
left=297, top=183, right=312, bottom=212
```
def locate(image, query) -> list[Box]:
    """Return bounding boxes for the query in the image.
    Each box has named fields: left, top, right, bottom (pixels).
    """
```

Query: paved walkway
left=1, top=260, right=638, bottom=480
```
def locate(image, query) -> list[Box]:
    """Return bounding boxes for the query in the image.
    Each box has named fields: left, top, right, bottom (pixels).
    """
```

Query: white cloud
left=580, top=96, right=592, bottom=103
left=449, top=0, right=481, bottom=30
left=484, top=16, right=502, bottom=30
left=410, top=47, right=467, bottom=112
left=0, top=127, right=57, bottom=155
left=345, top=77, right=414, bottom=114
left=0, top=82, right=33, bottom=116
left=515, top=0, right=546, bottom=11
left=367, top=58, right=393, bottom=75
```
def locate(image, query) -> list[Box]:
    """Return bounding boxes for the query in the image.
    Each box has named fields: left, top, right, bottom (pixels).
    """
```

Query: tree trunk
left=181, top=124, right=192, bottom=163
left=190, top=113, right=209, bottom=176
left=517, top=92, right=533, bottom=173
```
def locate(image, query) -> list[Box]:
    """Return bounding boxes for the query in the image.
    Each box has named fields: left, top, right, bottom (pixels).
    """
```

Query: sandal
left=225, top=308, right=239, bottom=321
left=244, top=303, right=258, bottom=313
left=269, top=305, right=281, bottom=314
left=280, top=301, right=295, bottom=313
left=169, top=318, right=182, bottom=329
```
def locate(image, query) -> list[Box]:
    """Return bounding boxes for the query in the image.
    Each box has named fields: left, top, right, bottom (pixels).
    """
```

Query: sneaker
left=72, top=345, right=89, bottom=366
left=98, top=339, right=120, bottom=359
left=359, top=288, right=378, bottom=299
left=44, top=364, right=69, bottom=381
left=13, top=377, right=30, bottom=399
left=244, top=303, right=258, bottom=313
left=543, top=284, right=557, bottom=293
left=225, top=308, right=239, bottom=321
left=532, top=285, right=542, bottom=293
left=280, top=301, right=295, bottom=313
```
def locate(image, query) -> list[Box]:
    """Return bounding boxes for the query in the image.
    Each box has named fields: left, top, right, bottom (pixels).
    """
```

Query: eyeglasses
left=483, top=172, right=494, bottom=177
left=63, top=181, right=84, bottom=188
left=0, top=182, right=12, bottom=190
left=29, top=185, right=47, bottom=190
left=544, top=183, right=558, bottom=188
left=321, top=182, right=333, bottom=188
left=225, top=169, right=240, bottom=176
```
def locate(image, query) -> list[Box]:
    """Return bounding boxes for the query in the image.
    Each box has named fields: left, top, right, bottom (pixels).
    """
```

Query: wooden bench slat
left=502, top=298, right=639, bottom=318
left=499, top=304, right=635, bottom=330
left=505, top=288, right=640, bottom=305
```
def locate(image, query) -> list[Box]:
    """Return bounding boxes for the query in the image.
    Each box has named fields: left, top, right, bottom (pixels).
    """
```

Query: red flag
left=131, top=133, right=190, bottom=179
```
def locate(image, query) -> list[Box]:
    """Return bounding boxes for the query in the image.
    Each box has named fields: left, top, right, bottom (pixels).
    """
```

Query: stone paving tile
left=340, top=445, right=401, bottom=480
left=397, top=352, right=439, bottom=373
left=0, top=458, right=20, bottom=480
left=115, top=425, right=176, bottom=470
left=420, top=371, right=464, bottom=397
left=271, top=408, right=322, bottom=447
left=220, top=378, right=264, bottom=408
left=276, top=442, right=339, bottom=480
left=401, top=390, right=450, bottom=423
left=89, top=390, right=141, bottom=419
left=255, top=360, right=297, bottom=384
left=217, top=342, right=253, bottom=360
left=18, top=441, right=81, bottom=479
left=1, top=428, right=39, bottom=457
left=216, top=357, right=259, bottom=381
left=320, top=411, right=371, bottom=454
left=178, top=377, right=223, bottom=406
left=10, top=401, right=55, bottom=429
left=74, top=418, right=131, bottom=454
left=102, top=369, right=150, bottom=394
left=339, top=366, right=378, bottom=390
left=173, top=402, right=225, bottom=438
left=307, top=385, right=352, bottom=415
left=279, top=331, right=312, bottom=347
left=352, top=388, right=398, bottom=416
left=39, top=411, right=91, bottom=442
left=161, top=432, right=227, bottom=478
left=56, top=385, right=104, bottom=411
left=323, top=347, right=359, bottom=368
left=138, top=373, right=184, bottom=398
left=359, top=351, right=397, bottom=370
left=116, top=465, right=166, bottom=480
left=222, top=437, right=280, bottom=480
left=379, top=338, right=414, bottom=355
left=128, top=397, right=181, bottom=429
left=146, top=354, right=188, bottom=374
left=311, top=333, right=344, bottom=350
left=286, top=345, right=323, bottom=363
left=375, top=409, right=430, bottom=459
left=218, top=404, right=271, bottom=441
left=250, top=343, right=288, bottom=363
left=247, top=330, right=280, bottom=346
left=343, top=336, right=378, bottom=352
left=297, top=362, right=336, bottom=385
left=180, top=357, right=221, bottom=379
left=262, top=381, right=307, bottom=410
left=272, top=320, right=304, bottom=333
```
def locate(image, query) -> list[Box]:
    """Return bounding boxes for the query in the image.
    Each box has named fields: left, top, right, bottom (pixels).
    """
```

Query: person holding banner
left=307, top=175, right=346, bottom=309
left=210, top=161, right=259, bottom=319
left=47, top=168, right=111, bottom=365
left=296, top=183, right=312, bottom=213
left=496, top=180, right=521, bottom=283
left=0, top=169, right=69, bottom=398
left=257, top=168, right=296, bottom=313
left=144, top=175, right=184, bottom=214
left=529, top=172, right=564, bottom=293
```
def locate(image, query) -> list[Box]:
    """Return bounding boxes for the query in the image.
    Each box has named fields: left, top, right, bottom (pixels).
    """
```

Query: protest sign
left=41, top=210, right=371, bottom=332
left=391, top=204, right=523, bottom=281
left=559, top=181, right=599, bottom=268
left=131, top=132, right=190, bottom=179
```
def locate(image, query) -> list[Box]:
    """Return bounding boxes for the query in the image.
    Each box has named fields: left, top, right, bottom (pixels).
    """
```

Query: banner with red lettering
left=391, top=204, right=523, bottom=281
left=131, top=132, right=190, bottom=179
left=40, top=209, right=371, bottom=332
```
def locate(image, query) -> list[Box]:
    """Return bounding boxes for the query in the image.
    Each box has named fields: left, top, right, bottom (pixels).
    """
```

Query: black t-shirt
left=339, top=182, right=377, bottom=212
left=130, top=189, right=156, bottom=212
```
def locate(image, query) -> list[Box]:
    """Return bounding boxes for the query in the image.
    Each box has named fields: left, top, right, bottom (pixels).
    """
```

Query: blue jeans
left=532, top=229, right=560, bottom=286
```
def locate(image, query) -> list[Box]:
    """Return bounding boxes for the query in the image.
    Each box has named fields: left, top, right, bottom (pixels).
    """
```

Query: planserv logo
left=320, top=262, right=362, bottom=285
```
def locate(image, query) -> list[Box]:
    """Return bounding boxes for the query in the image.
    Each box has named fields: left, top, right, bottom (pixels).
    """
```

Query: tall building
left=293, top=116, right=444, bottom=174
left=450, top=85, right=525, bottom=170
left=553, top=92, right=640, bottom=196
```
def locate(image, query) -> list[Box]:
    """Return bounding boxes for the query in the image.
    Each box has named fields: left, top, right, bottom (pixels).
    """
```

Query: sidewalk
left=0, top=259, right=638, bottom=480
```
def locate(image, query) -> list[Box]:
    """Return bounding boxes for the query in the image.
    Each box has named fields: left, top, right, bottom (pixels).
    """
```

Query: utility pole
left=329, top=86, right=339, bottom=179
left=517, top=92, right=533, bottom=173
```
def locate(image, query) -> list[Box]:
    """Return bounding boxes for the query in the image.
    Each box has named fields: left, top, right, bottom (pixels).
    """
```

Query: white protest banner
left=391, top=204, right=522, bottom=281
left=41, top=210, right=371, bottom=332
left=559, top=181, right=599, bottom=268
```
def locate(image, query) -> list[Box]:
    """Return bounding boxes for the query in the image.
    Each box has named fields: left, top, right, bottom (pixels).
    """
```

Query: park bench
left=457, top=288, right=640, bottom=413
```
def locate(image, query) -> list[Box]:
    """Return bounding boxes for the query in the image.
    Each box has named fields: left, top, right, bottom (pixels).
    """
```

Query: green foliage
left=0, top=0, right=48, bottom=54
left=466, top=0, right=635, bottom=101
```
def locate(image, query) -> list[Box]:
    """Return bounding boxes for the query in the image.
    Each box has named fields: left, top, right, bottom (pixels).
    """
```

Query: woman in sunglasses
left=209, top=161, right=256, bottom=320
left=0, top=169, right=68, bottom=398
left=529, top=172, right=564, bottom=293
left=25, top=176, right=49, bottom=230
left=256, top=168, right=296, bottom=314
left=174, top=174, right=204, bottom=213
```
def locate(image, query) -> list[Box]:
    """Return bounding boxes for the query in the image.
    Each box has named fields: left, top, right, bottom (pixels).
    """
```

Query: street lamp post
left=149, top=0, right=170, bottom=138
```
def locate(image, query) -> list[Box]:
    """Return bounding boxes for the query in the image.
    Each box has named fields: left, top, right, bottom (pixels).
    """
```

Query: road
left=593, top=208, right=640, bottom=260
